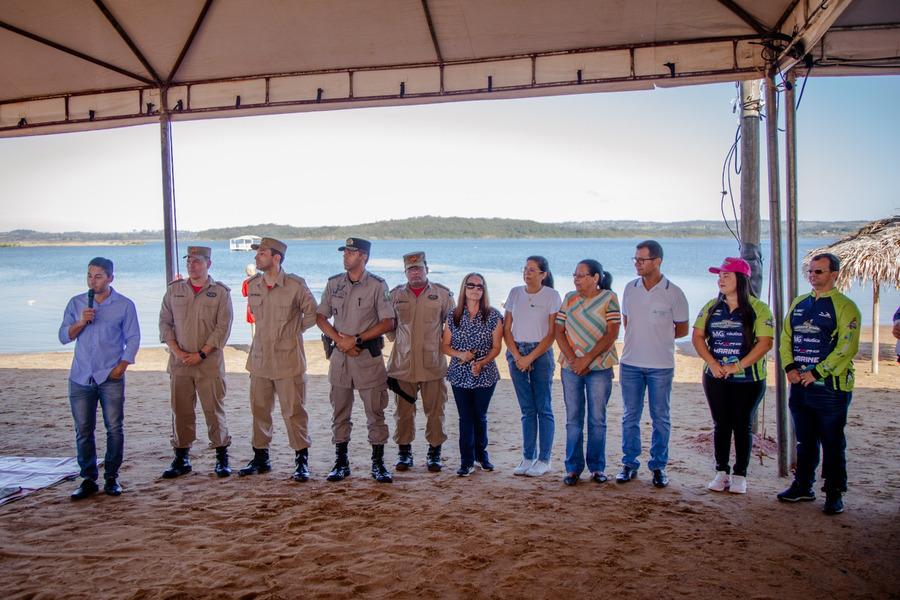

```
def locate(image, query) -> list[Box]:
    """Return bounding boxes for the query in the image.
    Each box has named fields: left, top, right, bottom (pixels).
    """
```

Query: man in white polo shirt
left=617, top=240, right=689, bottom=488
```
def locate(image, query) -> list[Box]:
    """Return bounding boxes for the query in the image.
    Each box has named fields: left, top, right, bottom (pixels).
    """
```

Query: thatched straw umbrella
left=806, top=216, right=900, bottom=373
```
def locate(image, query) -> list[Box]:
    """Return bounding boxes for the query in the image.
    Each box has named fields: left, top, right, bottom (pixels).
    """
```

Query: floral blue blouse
left=445, top=308, right=503, bottom=389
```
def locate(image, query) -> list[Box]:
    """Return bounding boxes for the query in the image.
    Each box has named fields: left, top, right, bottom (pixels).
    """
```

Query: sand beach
left=0, top=330, right=898, bottom=599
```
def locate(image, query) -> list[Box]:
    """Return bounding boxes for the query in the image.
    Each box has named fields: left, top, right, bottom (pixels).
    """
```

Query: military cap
left=338, top=237, right=371, bottom=254
left=251, top=237, right=288, bottom=256
left=183, top=246, right=212, bottom=259
left=403, top=251, right=427, bottom=270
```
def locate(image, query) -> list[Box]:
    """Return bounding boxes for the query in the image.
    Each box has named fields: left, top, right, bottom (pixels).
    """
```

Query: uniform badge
left=428, top=294, right=438, bottom=300
left=206, top=291, right=217, bottom=297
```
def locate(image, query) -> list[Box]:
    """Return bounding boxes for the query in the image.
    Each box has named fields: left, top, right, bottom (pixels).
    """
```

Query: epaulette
left=368, top=272, right=385, bottom=283
left=247, top=272, right=263, bottom=282
left=328, top=273, right=344, bottom=281
left=285, top=273, right=306, bottom=286
left=431, top=282, right=452, bottom=294
left=391, top=283, right=405, bottom=293
left=167, top=277, right=182, bottom=286
left=212, top=279, right=231, bottom=292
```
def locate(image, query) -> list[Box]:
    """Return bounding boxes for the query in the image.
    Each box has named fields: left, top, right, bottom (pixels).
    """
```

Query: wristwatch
left=355, top=336, right=364, bottom=348
left=198, top=351, right=207, bottom=360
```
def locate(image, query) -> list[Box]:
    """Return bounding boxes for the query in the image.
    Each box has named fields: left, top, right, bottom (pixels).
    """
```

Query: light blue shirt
left=58, top=287, right=141, bottom=385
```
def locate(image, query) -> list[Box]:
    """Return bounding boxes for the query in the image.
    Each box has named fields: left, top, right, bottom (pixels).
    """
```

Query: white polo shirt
left=620, top=275, right=689, bottom=369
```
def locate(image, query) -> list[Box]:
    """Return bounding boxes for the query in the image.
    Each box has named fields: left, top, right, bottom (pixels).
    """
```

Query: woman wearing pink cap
left=692, top=257, right=774, bottom=494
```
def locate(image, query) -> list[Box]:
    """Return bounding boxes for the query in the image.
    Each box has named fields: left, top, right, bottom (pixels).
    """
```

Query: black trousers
left=702, top=375, right=766, bottom=476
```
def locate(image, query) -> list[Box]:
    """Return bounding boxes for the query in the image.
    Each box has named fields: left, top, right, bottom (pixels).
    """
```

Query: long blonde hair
left=453, top=272, right=491, bottom=326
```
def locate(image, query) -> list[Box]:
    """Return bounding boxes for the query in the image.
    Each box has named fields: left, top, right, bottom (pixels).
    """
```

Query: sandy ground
left=0, top=328, right=898, bottom=599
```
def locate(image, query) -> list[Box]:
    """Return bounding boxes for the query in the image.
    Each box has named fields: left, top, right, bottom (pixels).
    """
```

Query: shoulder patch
left=391, top=284, right=405, bottom=292
left=285, top=273, right=306, bottom=286
left=167, top=278, right=182, bottom=286
left=328, top=273, right=344, bottom=281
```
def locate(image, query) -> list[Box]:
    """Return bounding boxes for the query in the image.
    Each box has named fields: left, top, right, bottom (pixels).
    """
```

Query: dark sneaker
left=616, top=465, right=638, bottom=483
left=777, top=482, right=816, bottom=502
left=457, top=465, right=475, bottom=477
left=652, top=469, right=669, bottom=488
left=823, top=492, right=844, bottom=515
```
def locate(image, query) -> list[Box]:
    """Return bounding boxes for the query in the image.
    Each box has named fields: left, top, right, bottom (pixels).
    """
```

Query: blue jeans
left=789, top=383, right=852, bottom=493
left=507, top=343, right=555, bottom=462
left=561, top=367, right=613, bottom=475
left=68, top=377, right=125, bottom=480
left=619, top=363, right=674, bottom=471
left=451, top=384, right=496, bottom=468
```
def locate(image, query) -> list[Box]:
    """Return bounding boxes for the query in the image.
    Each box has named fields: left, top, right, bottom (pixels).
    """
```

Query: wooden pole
left=765, top=71, right=790, bottom=478
left=872, top=284, right=880, bottom=374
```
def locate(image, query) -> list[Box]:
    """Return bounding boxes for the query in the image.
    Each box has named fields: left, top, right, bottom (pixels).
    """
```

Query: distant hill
left=0, top=217, right=875, bottom=244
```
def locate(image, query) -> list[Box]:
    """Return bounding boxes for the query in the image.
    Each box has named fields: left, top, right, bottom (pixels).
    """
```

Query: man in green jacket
left=777, top=252, right=860, bottom=515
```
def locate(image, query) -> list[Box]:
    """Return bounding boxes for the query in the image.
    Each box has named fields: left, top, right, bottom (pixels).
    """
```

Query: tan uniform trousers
left=330, top=386, right=389, bottom=445
left=170, top=374, right=230, bottom=449
left=391, top=378, right=448, bottom=447
left=250, top=374, right=310, bottom=451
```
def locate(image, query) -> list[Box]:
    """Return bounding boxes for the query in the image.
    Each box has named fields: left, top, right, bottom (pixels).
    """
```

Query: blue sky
left=1, top=75, right=897, bottom=233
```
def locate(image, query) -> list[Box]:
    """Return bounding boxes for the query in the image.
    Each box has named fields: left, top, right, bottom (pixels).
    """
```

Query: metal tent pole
left=739, top=80, right=763, bottom=298
left=784, top=70, right=799, bottom=468
left=765, top=71, right=790, bottom=478
left=160, top=87, right=178, bottom=283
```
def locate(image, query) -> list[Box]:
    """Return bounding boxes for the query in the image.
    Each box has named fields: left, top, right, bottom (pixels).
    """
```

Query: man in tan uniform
left=387, top=251, right=455, bottom=472
left=238, top=237, right=319, bottom=482
left=316, top=237, right=396, bottom=483
left=159, top=246, right=234, bottom=478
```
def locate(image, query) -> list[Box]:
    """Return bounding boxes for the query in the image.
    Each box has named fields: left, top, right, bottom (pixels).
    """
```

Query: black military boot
left=426, top=445, right=443, bottom=472
left=214, top=446, right=231, bottom=477
left=292, top=448, right=310, bottom=482
left=326, top=442, right=351, bottom=482
left=162, top=447, right=192, bottom=479
left=395, top=444, right=414, bottom=471
left=371, top=444, right=393, bottom=483
left=238, top=448, right=271, bottom=476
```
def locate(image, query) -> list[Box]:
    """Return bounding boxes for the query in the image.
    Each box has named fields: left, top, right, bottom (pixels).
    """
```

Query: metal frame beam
left=0, top=19, right=155, bottom=85
left=167, top=0, right=214, bottom=83
left=717, top=0, right=772, bottom=37
left=93, top=0, right=161, bottom=83
left=420, top=0, right=443, bottom=63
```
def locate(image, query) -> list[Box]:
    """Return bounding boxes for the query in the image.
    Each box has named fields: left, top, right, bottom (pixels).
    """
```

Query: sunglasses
left=465, top=283, right=484, bottom=290
left=807, top=268, right=830, bottom=275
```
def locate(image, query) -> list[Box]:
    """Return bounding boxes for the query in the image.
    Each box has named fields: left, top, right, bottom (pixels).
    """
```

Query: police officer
left=316, top=237, right=396, bottom=483
left=238, top=237, right=319, bottom=482
left=159, top=246, right=234, bottom=478
left=777, top=252, right=861, bottom=515
left=386, top=251, right=455, bottom=472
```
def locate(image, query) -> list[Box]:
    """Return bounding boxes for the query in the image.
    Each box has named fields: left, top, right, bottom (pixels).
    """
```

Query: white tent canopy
left=2, top=0, right=898, bottom=137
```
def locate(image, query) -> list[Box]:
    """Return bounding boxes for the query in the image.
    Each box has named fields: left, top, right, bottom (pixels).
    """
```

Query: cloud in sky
left=1, top=77, right=898, bottom=233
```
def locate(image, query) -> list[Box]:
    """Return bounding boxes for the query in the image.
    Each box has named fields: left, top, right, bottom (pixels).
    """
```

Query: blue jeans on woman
left=619, top=363, right=674, bottom=471
left=68, top=377, right=125, bottom=481
left=451, top=384, right=496, bottom=468
left=507, top=343, right=555, bottom=462
left=561, top=367, right=613, bottom=475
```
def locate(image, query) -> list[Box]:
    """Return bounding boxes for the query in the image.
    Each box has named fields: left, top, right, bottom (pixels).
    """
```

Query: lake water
left=2, top=237, right=896, bottom=353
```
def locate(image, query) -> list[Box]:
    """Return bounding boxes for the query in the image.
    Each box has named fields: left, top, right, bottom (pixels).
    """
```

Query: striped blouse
left=556, top=289, right=621, bottom=371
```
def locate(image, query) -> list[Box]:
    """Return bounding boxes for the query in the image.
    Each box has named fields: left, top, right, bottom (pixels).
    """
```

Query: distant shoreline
left=1, top=216, right=875, bottom=245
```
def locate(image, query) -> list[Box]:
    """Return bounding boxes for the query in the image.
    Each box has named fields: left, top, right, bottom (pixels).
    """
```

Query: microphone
left=86, top=289, right=95, bottom=324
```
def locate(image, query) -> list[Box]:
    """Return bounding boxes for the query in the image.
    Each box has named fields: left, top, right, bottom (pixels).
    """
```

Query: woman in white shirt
left=504, top=255, right=562, bottom=477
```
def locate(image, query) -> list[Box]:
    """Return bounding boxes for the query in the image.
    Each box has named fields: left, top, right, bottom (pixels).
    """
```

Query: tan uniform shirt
left=317, top=270, right=394, bottom=389
left=245, top=271, right=318, bottom=379
left=387, top=282, right=454, bottom=382
left=159, top=277, right=233, bottom=378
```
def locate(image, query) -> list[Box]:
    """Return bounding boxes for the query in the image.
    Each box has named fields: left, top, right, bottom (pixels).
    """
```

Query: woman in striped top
left=691, top=257, right=773, bottom=495
left=555, top=259, right=621, bottom=486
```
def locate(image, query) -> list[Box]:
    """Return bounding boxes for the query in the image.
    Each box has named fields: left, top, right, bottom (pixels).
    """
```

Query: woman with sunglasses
left=555, top=260, right=621, bottom=485
left=692, top=257, right=774, bottom=494
left=504, top=256, right=562, bottom=477
left=441, top=273, right=504, bottom=477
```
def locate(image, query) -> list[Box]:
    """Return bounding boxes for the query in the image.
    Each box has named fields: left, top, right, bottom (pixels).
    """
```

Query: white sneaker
left=525, top=460, right=551, bottom=477
left=728, top=475, right=747, bottom=494
left=513, top=458, right=535, bottom=476
left=707, top=471, right=729, bottom=492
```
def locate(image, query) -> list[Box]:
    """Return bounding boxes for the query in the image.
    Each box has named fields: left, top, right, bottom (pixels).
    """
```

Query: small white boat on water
left=229, top=235, right=261, bottom=251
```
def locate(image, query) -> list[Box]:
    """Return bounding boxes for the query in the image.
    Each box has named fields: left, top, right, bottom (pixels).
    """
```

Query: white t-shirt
left=504, top=285, right=562, bottom=343
left=620, top=275, right=689, bottom=369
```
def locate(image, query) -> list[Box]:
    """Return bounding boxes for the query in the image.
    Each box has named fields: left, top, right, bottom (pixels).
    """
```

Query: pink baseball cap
left=709, top=257, right=751, bottom=277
